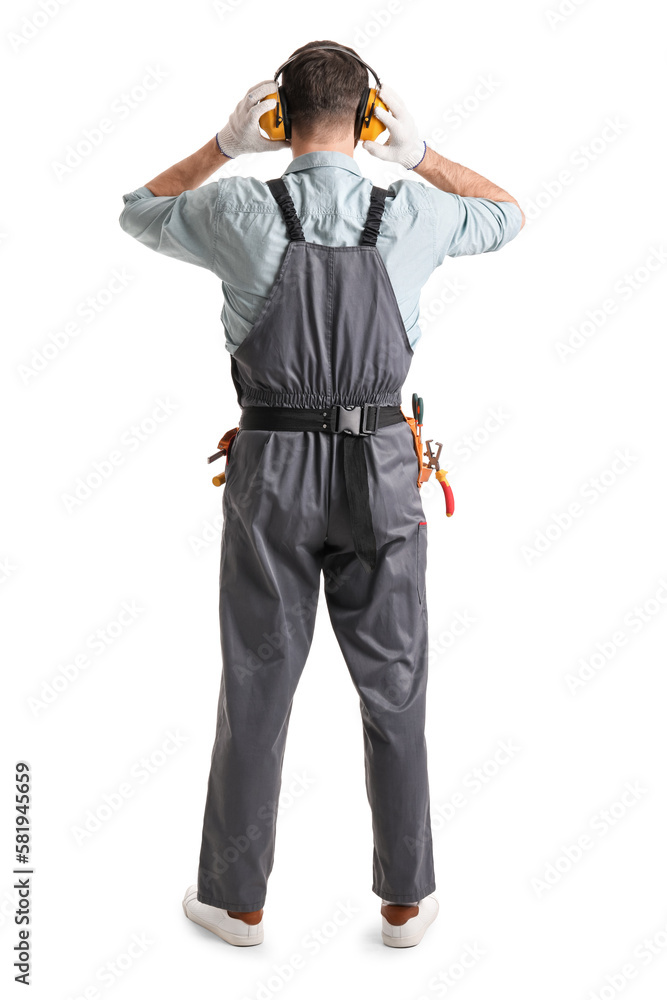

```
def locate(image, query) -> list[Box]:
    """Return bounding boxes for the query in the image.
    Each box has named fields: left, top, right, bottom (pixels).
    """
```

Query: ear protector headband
left=259, top=44, right=388, bottom=143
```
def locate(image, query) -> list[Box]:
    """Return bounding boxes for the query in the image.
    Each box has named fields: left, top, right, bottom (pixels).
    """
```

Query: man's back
left=119, top=150, right=522, bottom=355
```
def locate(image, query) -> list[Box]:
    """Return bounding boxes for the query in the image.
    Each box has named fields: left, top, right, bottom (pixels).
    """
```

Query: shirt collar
left=284, top=150, right=362, bottom=177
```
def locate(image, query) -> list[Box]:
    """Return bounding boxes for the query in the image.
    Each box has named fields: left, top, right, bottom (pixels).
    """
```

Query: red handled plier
left=424, top=439, right=455, bottom=517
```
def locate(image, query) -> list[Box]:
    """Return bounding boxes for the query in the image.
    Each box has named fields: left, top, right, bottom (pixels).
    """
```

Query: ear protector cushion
left=354, top=86, right=371, bottom=141
left=276, top=84, right=290, bottom=140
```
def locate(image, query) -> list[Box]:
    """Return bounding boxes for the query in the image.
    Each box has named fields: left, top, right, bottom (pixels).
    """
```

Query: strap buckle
left=331, top=404, right=379, bottom=436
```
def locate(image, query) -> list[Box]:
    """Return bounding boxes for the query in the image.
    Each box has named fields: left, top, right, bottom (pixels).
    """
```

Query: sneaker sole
left=182, top=898, right=264, bottom=947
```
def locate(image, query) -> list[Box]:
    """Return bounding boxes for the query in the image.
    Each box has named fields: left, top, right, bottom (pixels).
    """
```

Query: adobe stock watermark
left=545, top=0, right=594, bottom=29
left=0, top=886, right=19, bottom=930
left=427, top=75, right=501, bottom=150
left=52, top=66, right=168, bottom=180
left=416, top=942, right=486, bottom=998
left=230, top=565, right=351, bottom=686
left=61, top=397, right=179, bottom=513
left=521, top=448, right=638, bottom=566
left=26, top=601, right=144, bottom=716
left=18, top=267, right=134, bottom=384
left=530, top=781, right=648, bottom=897
left=565, top=577, right=667, bottom=694
left=584, top=912, right=667, bottom=1000
left=63, top=932, right=153, bottom=999
left=70, top=730, right=189, bottom=845
left=0, top=557, right=17, bottom=586
left=217, top=152, right=264, bottom=178
left=192, top=421, right=392, bottom=554
left=239, top=900, right=358, bottom=1000
left=431, top=740, right=521, bottom=834
left=7, top=0, right=74, bottom=53
left=414, top=407, right=510, bottom=511
left=428, top=610, right=477, bottom=666
left=439, top=406, right=511, bottom=475
left=555, top=245, right=667, bottom=361
left=221, top=434, right=321, bottom=527
left=413, top=406, right=510, bottom=512
left=402, top=741, right=519, bottom=860
left=419, top=274, right=468, bottom=333
left=351, top=0, right=423, bottom=50
left=212, top=0, right=248, bottom=15
left=368, top=160, right=412, bottom=190
left=199, top=771, right=316, bottom=896
left=524, top=117, right=627, bottom=225
left=188, top=507, right=224, bottom=556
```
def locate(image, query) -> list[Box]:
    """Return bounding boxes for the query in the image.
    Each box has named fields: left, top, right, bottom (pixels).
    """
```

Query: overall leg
left=323, top=420, right=435, bottom=903
left=198, top=430, right=327, bottom=911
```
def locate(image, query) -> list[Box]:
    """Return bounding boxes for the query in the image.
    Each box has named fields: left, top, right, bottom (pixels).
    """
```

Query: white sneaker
left=182, top=885, right=264, bottom=946
left=381, top=895, right=439, bottom=948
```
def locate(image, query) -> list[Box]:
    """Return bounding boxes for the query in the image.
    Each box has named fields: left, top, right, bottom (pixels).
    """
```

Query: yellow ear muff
left=259, top=93, right=286, bottom=141
left=358, top=89, right=388, bottom=142
left=259, top=89, right=389, bottom=143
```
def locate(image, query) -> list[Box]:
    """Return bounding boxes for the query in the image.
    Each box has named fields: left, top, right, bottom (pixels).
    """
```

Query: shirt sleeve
left=426, top=187, right=523, bottom=267
left=118, top=182, right=219, bottom=272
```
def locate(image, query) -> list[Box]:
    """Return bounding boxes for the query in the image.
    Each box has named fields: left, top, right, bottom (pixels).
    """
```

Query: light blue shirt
left=119, top=150, right=522, bottom=354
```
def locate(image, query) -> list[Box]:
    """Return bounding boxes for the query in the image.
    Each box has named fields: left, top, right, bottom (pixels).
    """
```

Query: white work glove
left=362, top=84, right=426, bottom=170
left=216, top=80, right=290, bottom=158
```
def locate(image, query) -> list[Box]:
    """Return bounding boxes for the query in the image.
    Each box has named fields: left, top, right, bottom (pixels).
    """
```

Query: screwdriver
left=412, top=393, right=424, bottom=454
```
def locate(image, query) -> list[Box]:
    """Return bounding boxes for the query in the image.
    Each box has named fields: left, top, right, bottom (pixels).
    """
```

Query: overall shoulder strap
left=266, top=177, right=305, bottom=243
left=360, top=186, right=389, bottom=247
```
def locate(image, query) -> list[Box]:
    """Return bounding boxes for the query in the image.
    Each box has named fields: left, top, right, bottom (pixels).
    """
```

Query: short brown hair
left=281, top=40, right=369, bottom=141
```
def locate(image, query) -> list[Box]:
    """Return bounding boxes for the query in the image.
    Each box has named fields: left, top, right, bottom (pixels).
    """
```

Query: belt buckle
left=331, top=404, right=379, bottom=436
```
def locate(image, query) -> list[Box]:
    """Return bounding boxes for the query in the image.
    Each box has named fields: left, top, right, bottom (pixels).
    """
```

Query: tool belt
left=209, top=400, right=454, bottom=575
left=238, top=403, right=404, bottom=575
left=239, top=402, right=403, bottom=434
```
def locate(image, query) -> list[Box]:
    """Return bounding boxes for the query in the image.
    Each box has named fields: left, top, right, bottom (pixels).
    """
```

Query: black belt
left=239, top=403, right=405, bottom=574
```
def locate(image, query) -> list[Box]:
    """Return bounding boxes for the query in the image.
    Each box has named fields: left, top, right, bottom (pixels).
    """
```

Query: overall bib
left=197, top=178, right=435, bottom=911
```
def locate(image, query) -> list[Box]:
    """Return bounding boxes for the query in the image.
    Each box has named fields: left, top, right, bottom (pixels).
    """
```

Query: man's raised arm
left=144, top=137, right=229, bottom=198
left=363, top=83, right=525, bottom=234
left=413, top=145, right=525, bottom=228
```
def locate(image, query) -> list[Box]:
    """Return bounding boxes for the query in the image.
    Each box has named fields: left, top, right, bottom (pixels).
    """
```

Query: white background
left=3, top=0, right=667, bottom=997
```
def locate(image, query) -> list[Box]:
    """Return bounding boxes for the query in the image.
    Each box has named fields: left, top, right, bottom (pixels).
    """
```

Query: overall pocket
left=417, top=520, right=428, bottom=604
left=223, top=428, right=241, bottom=488
left=223, top=430, right=274, bottom=515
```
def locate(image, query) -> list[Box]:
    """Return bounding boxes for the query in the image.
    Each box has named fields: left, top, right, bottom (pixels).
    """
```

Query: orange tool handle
left=436, top=469, right=455, bottom=517
left=208, top=426, right=239, bottom=486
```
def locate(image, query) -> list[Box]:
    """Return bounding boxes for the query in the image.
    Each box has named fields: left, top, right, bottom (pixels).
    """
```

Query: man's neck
left=289, top=133, right=357, bottom=159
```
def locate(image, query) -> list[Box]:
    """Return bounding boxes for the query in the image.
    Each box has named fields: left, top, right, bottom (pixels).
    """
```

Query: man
left=119, top=40, right=524, bottom=950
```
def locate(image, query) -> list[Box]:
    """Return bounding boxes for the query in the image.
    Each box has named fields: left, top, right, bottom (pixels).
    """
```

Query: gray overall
left=197, top=177, right=435, bottom=911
